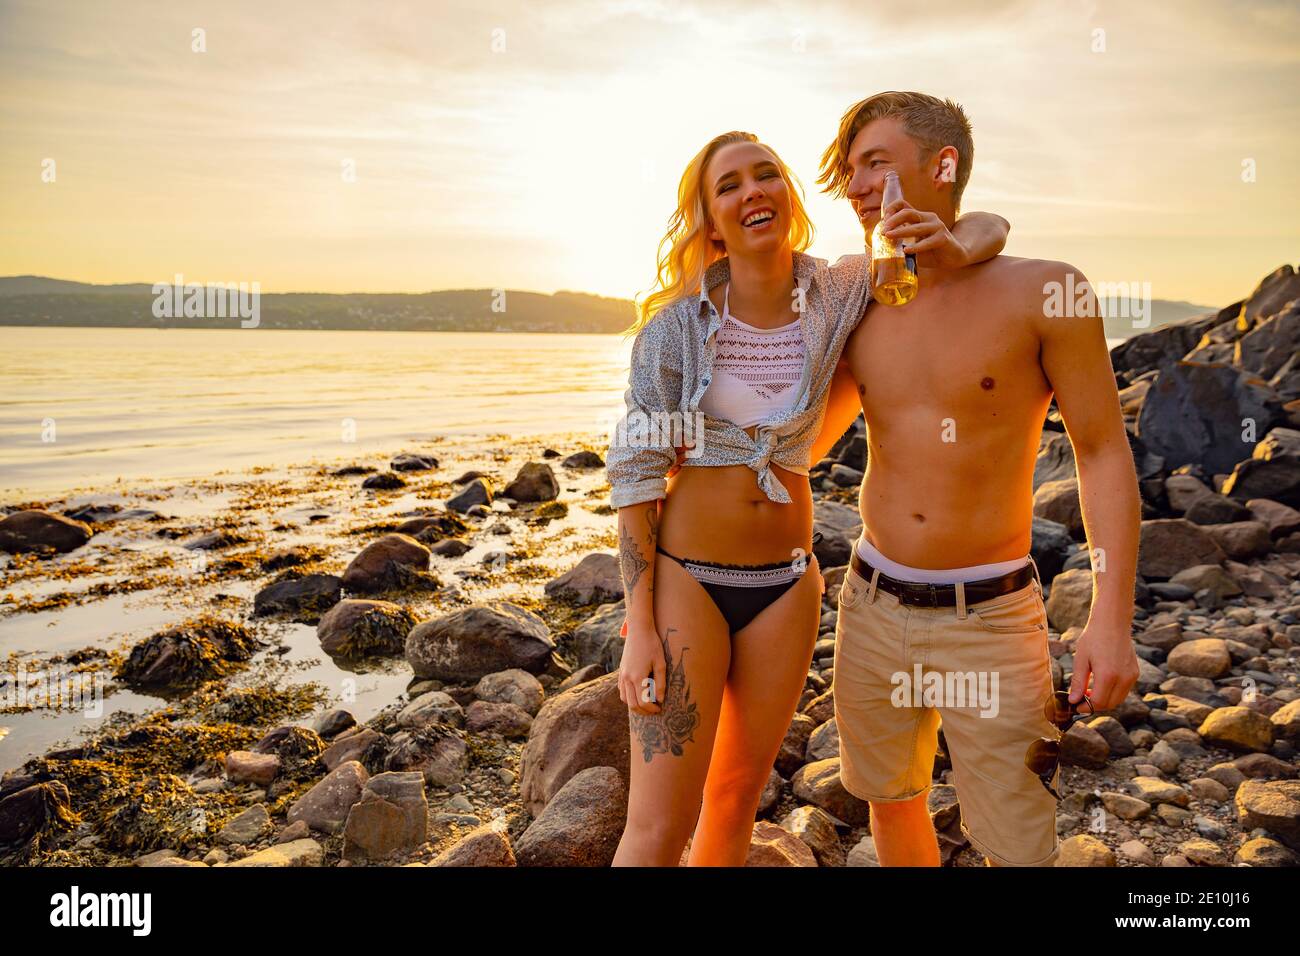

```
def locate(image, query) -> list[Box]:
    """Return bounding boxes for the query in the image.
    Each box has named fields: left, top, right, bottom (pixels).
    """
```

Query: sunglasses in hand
left=1024, top=689, right=1095, bottom=801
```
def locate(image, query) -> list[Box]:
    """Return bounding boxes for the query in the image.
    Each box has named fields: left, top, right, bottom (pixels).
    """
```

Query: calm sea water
left=0, top=327, right=637, bottom=499
left=0, top=327, right=1127, bottom=500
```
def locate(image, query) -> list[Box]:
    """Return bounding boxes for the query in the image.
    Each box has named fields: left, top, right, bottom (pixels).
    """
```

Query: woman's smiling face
left=702, top=141, right=793, bottom=255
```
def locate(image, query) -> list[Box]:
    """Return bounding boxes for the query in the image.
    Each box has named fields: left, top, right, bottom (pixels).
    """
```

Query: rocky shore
left=1, top=264, right=1299, bottom=868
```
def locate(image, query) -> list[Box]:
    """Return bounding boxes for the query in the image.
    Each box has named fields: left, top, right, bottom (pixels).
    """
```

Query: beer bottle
left=870, top=171, right=918, bottom=306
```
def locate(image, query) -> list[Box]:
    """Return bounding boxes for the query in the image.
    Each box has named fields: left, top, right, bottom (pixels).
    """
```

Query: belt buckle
left=902, top=581, right=940, bottom=608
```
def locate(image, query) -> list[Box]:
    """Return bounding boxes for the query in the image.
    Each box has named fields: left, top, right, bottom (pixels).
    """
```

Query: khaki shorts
left=832, top=560, right=1060, bottom=866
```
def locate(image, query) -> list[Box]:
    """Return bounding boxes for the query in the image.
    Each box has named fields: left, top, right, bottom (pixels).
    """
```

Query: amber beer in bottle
left=870, top=171, right=918, bottom=306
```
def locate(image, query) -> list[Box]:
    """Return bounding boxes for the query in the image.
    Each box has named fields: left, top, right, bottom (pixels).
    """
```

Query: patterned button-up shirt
left=606, top=250, right=873, bottom=509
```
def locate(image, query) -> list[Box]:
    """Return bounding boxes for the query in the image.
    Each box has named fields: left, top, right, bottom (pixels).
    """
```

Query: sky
left=1, top=0, right=1298, bottom=308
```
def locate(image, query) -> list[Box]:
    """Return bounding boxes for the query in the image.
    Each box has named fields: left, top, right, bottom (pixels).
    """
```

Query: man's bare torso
left=845, top=255, right=1055, bottom=568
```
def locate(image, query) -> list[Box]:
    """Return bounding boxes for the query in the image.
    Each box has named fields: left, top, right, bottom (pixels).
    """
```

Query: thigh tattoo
left=629, top=627, right=701, bottom=762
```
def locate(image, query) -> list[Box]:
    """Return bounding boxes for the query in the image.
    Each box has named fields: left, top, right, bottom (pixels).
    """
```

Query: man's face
left=843, top=115, right=940, bottom=231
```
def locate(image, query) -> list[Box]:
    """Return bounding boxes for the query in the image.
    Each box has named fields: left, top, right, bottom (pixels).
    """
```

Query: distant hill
left=0, top=276, right=638, bottom=333
left=0, top=275, right=1211, bottom=336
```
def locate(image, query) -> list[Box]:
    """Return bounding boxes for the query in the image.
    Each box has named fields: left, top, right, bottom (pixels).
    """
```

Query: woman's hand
left=618, top=618, right=667, bottom=715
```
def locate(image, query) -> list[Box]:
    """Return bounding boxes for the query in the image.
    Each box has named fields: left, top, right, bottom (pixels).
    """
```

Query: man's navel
left=980, top=376, right=996, bottom=391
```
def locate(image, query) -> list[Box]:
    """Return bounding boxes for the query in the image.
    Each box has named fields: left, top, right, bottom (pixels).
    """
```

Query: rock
left=1045, top=568, right=1093, bottom=632
left=928, top=785, right=961, bottom=830
left=544, top=552, right=623, bottom=606
left=217, top=804, right=273, bottom=846
left=1118, top=839, right=1156, bottom=865
left=503, top=462, right=559, bottom=502
left=777, top=715, right=816, bottom=777
left=224, top=750, right=280, bottom=786
left=429, top=538, right=472, bottom=557
left=384, top=729, right=468, bottom=787
left=465, top=700, right=533, bottom=738
left=1236, top=297, right=1300, bottom=377
left=519, top=672, right=629, bottom=817
left=1246, top=498, right=1300, bottom=538
left=1203, top=521, right=1273, bottom=560
left=429, top=822, right=517, bottom=867
left=790, top=759, right=871, bottom=827
left=1136, top=361, right=1280, bottom=476
left=1031, top=516, right=1075, bottom=583
left=1166, top=638, right=1232, bottom=679
left=287, top=761, right=369, bottom=835
left=1165, top=474, right=1215, bottom=513
left=1033, top=479, right=1083, bottom=537
left=813, top=500, right=863, bottom=567
left=342, top=771, right=428, bottom=862
left=1234, top=836, right=1299, bottom=866
left=1110, top=310, right=1222, bottom=374
left=1184, top=496, right=1254, bottom=526
left=1089, top=716, right=1136, bottom=757
left=474, top=669, right=545, bottom=716
left=1198, top=706, right=1276, bottom=753
left=829, top=464, right=864, bottom=487
left=1137, top=520, right=1226, bottom=579
left=1235, top=779, right=1300, bottom=849
left=563, top=450, right=605, bottom=469
left=1136, top=621, right=1184, bottom=651
left=253, top=574, right=343, bottom=621
left=395, top=512, right=470, bottom=544
left=1055, top=834, right=1115, bottom=866
left=362, top=471, right=406, bottom=490
left=1128, top=776, right=1190, bottom=807
left=1060, top=722, right=1110, bottom=769
left=313, top=710, right=356, bottom=740
left=396, top=691, right=465, bottom=730
left=1170, top=564, right=1242, bottom=600
left=1147, top=739, right=1183, bottom=773
left=572, top=600, right=626, bottom=671
left=1271, top=699, right=1300, bottom=740
left=1034, top=431, right=1077, bottom=489
left=1101, top=792, right=1152, bottom=820
left=1189, top=778, right=1231, bottom=804
left=805, top=717, right=840, bottom=764
left=1221, top=427, right=1300, bottom=508
left=406, top=601, right=555, bottom=681
left=0, top=781, right=75, bottom=847
left=515, top=766, right=626, bottom=867
left=447, top=477, right=493, bottom=513
left=340, top=533, right=433, bottom=594
left=845, top=835, right=880, bottom=866
left=745, top=821, right=818, bottom=867
left=780, top=805, right=845, bottom=867
left=223, top=838, right=323, bottom=867
left=1179, top=838, right=1226, bottom=866
left=316, top=599, right=418, bottom=657
left=0, top=509, right=92, bottom=554
left=391, top=453, right=437, bottom=472
left=117, top=618, right=259, bottom=689
left=321, top=727, right=383, bottom=772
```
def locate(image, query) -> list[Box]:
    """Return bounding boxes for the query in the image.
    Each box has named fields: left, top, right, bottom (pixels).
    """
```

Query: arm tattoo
left=628, top=627, right=700, bottom=762
left=619, top=521, right=649, bottom=601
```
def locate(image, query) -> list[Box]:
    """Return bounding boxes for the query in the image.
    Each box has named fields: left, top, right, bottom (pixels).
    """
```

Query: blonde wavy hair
left=627, top=131, right=815, bottom=336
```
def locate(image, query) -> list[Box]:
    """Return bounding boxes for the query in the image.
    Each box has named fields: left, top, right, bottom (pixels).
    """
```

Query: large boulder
left=405, top=601, right=555, bottom=681
left=1033, top=478, right=1083, bottom=537
left=1137, top=520, right=1226, bottom=579
left=0, top=509, right=92, bottom=554
left=1034, top=432, right=1076, bottom=489
left=316, top=599, right=418, bottom=657
left=503, top=462, right=559, bottom=503
left=340, top=533, right=433, bottom=594
left=1235, top=299, right=1300, bottom=379
left=514, top=766, right=627, bottom=866
left=1045, top=567, right=1092, bottom=632
left=1136, top=361, right=1280, bottom=476
left=519, top=672, right=629, bottom=818
left=1222, top=428, right=1300, bottom=508
left=1030, top=516, right=1075, bottom=584
left=544, top=553, right=623, bottom=606
left=1109, top=310, right=1222, bottom=374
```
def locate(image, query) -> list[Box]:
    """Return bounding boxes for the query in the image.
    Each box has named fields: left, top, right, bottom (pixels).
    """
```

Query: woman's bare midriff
left=658, top=461, right=813, bottom=566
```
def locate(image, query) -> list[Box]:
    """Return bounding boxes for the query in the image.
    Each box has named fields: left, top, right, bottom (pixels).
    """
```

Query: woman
left=605, top=131, right=1007, bottom=866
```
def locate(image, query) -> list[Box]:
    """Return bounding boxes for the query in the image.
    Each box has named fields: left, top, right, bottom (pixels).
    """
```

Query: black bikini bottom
left=655, top=537, right=817, bottom=634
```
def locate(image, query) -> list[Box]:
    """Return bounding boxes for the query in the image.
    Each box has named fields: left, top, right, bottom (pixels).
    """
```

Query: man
left=810, top=91, right=1141, bottom=867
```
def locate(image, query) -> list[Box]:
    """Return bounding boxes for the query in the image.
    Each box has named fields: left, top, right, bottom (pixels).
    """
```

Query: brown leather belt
left=848, top=548, right=1035, bottom=608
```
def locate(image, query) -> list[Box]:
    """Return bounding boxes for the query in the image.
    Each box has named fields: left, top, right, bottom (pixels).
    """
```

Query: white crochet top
left=697, top=282, right=807, bottom=430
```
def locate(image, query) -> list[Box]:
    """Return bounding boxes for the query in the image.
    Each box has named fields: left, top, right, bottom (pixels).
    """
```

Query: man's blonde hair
left=816, top=91, right=974, bottom=209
